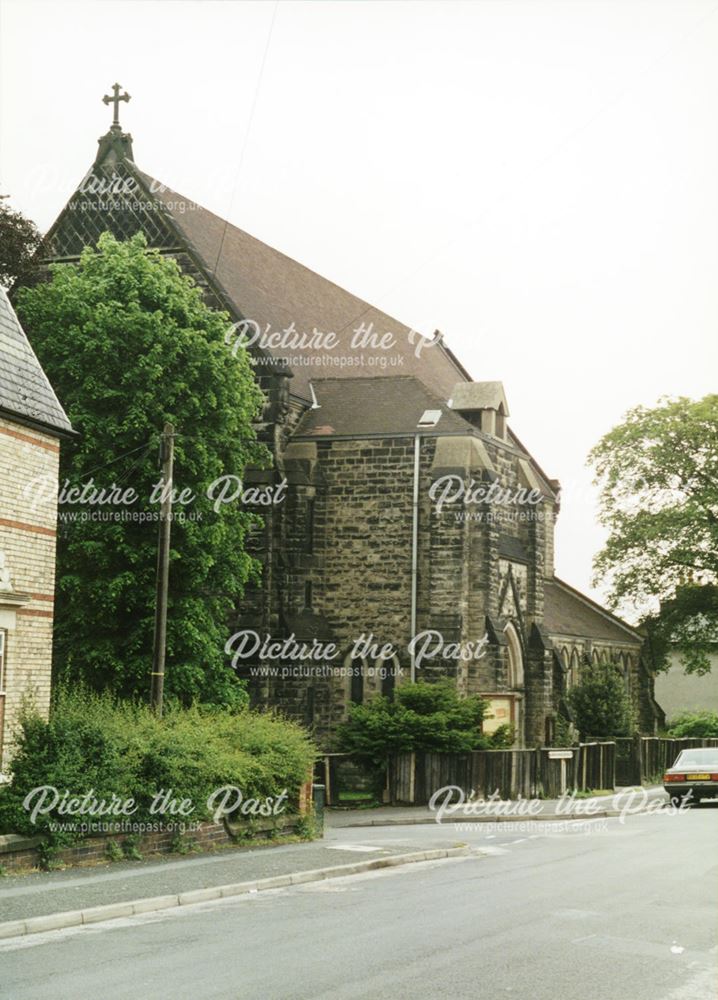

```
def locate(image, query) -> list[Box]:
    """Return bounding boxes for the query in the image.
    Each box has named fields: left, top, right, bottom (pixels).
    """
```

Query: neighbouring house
left=0, top=288, right=73, bottom=770
left=22, top=92, right=662, bottom=745
left=655, top=650, right=718, bottom=724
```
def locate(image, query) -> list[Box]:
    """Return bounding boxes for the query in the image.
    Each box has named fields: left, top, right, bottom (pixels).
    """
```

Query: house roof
left=543, top=577, right=642, bottom=646
left=0, top=288, right=73, bottom=437
left=133, top=169, right=472, bottom=403
left=292, top=376, right=474, bottom=438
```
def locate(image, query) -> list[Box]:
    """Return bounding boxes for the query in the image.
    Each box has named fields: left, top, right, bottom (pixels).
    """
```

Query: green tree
left=0, top=197, right=43, bottom=288
left=589, top=395, right=718, bottom=673
left=16, top=233, right=267, bottom=705
left=567, top=660, right=635, bottom=738
left=335, top=681, right=489, bottom=764
left=666, top=711, right=718, bottom=739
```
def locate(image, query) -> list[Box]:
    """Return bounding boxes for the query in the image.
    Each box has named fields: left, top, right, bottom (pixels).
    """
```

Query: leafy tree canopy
left=0, top=198, right=43, bottom=287
left=566, top=660, right=636, bottom=738
left=589, top=395, right=718, bottom=673
left=16, top=232, right=268, bottom=705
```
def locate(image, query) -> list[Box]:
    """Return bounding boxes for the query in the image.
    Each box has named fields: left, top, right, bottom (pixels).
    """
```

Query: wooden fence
left=318, top=743, right=614, bottom=806
left=318, top=737, right=718, bottom=807
left=387, top=742, right=616, bottom=805
left=589, top=736, right=718, bottom=786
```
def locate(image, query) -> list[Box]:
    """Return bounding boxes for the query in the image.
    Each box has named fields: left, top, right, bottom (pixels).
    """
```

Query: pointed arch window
left=504, top=623, right=524, bottom=689
left=569, top=648, right=581, bottom=689
left=377, top=654, right=400, bottom=702
left=347, top=653, right=366, bottom=705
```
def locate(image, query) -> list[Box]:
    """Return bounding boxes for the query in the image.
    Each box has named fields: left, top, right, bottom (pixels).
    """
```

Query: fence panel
left=613, top=737, right=641, bottom=786
left=641, top=737, right=718, bottom=783
left=388, top=752, right=415, bottom=804
left=477, top=749, right=538, bottom=799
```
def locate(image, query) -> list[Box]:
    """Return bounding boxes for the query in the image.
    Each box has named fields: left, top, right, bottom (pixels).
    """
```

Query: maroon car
left=663, top=747, right=718, bottom=805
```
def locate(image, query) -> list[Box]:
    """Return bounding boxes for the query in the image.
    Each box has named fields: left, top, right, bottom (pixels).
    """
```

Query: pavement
left=328, top=786, right=666, bottom=826
left=0, top=802, right=716, bottom=999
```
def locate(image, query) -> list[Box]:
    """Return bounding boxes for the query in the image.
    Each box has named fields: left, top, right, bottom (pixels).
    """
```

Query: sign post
left=548, top=749, right=574, bottom=795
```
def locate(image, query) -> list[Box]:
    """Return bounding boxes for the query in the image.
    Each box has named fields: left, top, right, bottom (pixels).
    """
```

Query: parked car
left=663, top=747, right=718, bottom=805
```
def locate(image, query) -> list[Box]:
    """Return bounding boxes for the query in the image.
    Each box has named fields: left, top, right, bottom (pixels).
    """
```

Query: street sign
left=548, top=750, right=574, bottom=759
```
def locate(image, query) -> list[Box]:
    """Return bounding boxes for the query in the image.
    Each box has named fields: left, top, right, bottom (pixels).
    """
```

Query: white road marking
left=325, top=844, right=384, bottom=853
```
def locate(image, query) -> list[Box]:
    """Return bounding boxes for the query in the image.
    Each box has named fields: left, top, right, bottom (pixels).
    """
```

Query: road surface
left=1, top=805, right=716, bottom=999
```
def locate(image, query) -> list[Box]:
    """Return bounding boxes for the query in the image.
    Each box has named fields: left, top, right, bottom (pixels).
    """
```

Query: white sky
left=1, top=0, right=717, bottom=611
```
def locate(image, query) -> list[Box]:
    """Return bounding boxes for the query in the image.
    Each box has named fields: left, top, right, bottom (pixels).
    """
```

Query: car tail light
left=664, top=773, right=684, bottom=782
left=711, top=774, right=718, bottom=781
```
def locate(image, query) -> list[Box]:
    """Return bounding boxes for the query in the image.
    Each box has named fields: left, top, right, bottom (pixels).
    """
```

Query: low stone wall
left=0, top=780, right=314, bottom=873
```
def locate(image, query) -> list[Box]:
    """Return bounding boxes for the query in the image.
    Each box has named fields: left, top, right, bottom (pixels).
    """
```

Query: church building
left=29, top=89, right=661, bottom=745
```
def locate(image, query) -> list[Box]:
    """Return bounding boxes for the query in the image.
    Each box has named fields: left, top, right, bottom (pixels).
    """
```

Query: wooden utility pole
left=151, top=422, right=174, bottom=716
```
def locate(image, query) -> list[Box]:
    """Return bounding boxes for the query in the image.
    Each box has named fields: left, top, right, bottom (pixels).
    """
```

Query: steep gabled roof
left=544, top=577, right=642, bottom=646
left=293, top=376, right=474, bottom=438
left=132, top=169, right=472, bottom=404
left=0, top=288, right=73, bottom=437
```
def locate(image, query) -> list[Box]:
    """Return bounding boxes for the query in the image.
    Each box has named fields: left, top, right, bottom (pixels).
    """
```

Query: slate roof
left=293, top=376, right=474, bottom=437
left=543, top=577, right=642, bottom=645
left=0, top=288, right=73, bottom=437
left=134, top=170, right=472, bottom=404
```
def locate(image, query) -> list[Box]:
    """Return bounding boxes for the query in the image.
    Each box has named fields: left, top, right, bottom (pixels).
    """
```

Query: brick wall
left=0, top=417, right=60, bottom=767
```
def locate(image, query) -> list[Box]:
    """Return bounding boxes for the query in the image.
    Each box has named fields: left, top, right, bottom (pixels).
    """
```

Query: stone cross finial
left=102, top=83, right=131, bottom=129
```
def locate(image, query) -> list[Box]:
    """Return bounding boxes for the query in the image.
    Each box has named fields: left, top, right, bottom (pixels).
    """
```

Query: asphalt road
left=1, top=806, right=716, bottom=1000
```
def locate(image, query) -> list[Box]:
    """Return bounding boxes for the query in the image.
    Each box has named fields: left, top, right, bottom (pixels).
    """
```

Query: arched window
left=505, top=623, right=524, bottom=688
left=569, top=648, right=581, bottom=689
left=377, top=654, right=400, bottom=702
left=346, top=653, right=367, bottom=705
left=620, top=652, right=632, bottom=694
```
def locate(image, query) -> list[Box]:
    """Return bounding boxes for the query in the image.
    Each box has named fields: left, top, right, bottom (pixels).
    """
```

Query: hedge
left=0, top=688, right=317, bottom=846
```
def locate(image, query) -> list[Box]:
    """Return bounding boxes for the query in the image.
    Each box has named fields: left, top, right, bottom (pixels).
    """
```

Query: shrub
left=335, top=681, right=488, bottom=764
left=487, top=724, right=516, bottom=749
left=0, top=688, right=317, bottom=848
left=567, top=660, right=635, bottom=738
left=667, top=711, right=718, bottom=739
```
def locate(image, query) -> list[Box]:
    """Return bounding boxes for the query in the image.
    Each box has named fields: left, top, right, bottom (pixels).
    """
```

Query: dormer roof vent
left=449, top=381, right=509, bottom=438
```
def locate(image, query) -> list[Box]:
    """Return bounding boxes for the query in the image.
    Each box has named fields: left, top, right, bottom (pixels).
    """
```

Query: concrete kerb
left=0, top=847, right=468, bottom=941
left=338, top=811, right=616, bottom=827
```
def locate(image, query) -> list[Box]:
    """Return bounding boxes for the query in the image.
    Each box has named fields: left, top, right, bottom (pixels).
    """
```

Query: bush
left=567, top=660, right=635, bottom=738
left=335, top=681, right=489, bottom=764
left=0, top=688, right=317, bottom=847
left=667, top=711, right=718, bottom=739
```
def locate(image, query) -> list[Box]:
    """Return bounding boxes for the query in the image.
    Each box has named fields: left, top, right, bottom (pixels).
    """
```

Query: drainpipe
left=410, top=434, right=421, bottom=682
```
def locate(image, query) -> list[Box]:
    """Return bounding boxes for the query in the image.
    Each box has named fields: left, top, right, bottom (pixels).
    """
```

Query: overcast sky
left=1, top=0, right=716, bottom=612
